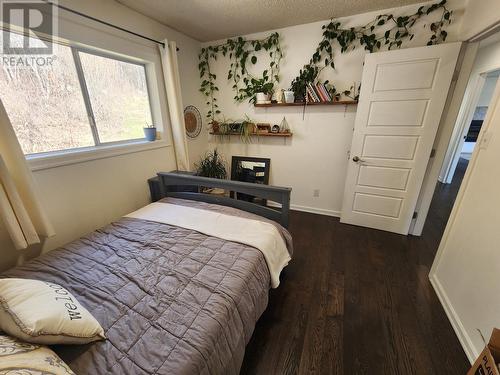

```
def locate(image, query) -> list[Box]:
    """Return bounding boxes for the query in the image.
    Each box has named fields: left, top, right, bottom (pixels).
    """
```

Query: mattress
left=2, top=198, right=293, bottom=374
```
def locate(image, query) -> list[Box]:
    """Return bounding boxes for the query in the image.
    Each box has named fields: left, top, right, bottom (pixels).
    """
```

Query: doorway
left=416, top=31, right=500, bottom=243
left=406, top=30, right=500, bottom=237
left=440, top=69, right=500, bottom=184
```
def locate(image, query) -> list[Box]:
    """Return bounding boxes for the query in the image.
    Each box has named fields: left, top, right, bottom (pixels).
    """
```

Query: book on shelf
left=313, top=83, right=323, bottom=102
left=315, top=82, right=324, bottom=102
left=313, top=83, right=324, bottom=102
left=306, top=84, right=319, bottom=103
left=306, top=83, right=317, bottom=102
left=304, top=81, right=354, bottom=104
left=318, top=82, right=332, bottom=102
left=317, top=83, right=324, bottom=102
left=305, top=86, right=312, bottom=102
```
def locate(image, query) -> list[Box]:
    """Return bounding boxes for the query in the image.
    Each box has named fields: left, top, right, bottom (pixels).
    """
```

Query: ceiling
left=116, top=0, right=425, bottom=42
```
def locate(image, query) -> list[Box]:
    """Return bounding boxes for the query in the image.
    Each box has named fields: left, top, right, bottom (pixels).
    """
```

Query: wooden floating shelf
left=209, top=132, right=292, bottom=137
left=254, top=100, right=358, bottom=107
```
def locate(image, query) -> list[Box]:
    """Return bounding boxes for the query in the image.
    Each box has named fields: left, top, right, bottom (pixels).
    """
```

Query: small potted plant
left=251, top=77, right=274, bottom=104
left=209, top=119, right=220, bottom=133
left=195, top=149, right=228, bottom=194
left=143, top=123, right=157, bottom=141
left=195, top=149, right=227, bottom=179
left=241, top=115, right=257, bottom=143
left=290, top=65, right=319, bottom=103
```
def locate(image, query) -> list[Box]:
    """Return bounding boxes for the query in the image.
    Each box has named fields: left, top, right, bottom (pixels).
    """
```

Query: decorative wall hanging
left=184, top=105, right=202, bottom=138
left=279, top=117, right=290, bottom=133
left=199, top=33, right=283, bottom=121
left=198, top=0, right=453, bottom=118
left=290, top=0, right=453, bottom=99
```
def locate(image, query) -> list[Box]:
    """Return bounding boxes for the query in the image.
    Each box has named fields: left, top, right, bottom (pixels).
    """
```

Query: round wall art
left=184, top=105, right=202, bottom=138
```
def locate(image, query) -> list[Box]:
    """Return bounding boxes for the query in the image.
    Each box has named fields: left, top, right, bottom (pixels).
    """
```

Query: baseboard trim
left=430, top=273, right=477, bottom=363
left=290, top=204, right=340, bottom=218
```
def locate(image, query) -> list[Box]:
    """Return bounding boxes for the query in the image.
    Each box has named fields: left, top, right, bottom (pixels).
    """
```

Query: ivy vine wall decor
left=199, top=0, right=453, bottom=121
left=291, top=0, right=452, bottom=100
left=199, top=32, right=282, bottom=120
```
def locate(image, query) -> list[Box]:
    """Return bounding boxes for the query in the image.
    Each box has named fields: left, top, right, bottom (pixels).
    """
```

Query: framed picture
left=230, top=156, right=271, bottom=205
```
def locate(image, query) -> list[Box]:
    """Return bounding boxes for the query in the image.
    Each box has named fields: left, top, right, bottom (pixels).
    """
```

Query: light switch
left=479, top=131, right=492, bottom=150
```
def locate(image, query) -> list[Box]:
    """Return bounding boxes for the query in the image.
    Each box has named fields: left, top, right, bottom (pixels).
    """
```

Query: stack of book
left=306, top=82, right=333, bottom=103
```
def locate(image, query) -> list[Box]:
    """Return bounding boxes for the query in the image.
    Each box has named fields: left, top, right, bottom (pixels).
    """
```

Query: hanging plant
left=199, top=32, right=282, bottom=121
left=290, top=0, right=453, bottom=100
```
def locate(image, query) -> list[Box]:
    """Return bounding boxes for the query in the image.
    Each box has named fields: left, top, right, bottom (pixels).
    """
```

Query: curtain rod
left=42, top=1, right=179, bottom=51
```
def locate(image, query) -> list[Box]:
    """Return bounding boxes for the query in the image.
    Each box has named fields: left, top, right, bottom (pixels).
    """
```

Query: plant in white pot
left=243, top=77, right=274, bottom=104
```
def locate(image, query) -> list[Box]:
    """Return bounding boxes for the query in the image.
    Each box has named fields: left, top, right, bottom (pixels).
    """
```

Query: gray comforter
left=2, top=199, right=293, bottom=374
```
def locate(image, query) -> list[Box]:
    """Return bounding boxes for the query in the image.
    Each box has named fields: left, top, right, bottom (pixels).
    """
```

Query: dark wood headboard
left=156, top=172, right=292, bottom=228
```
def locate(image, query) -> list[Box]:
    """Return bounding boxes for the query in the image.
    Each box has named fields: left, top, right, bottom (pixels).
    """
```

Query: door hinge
left=413, top=211, right=418, bottom=219
left=430, top=148, right=436, bottom=158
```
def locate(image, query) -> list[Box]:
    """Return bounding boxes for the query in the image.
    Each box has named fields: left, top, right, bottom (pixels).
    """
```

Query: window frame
left=25, top=44, right=167, bottom=171
left=72, top=46, right=155, bottom=148
left=2, top=28, right=159, bottom=157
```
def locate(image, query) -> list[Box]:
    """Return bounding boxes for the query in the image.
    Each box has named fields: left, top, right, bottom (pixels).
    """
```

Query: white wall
left=460, top=0, right=500, bottom=40
left=430, top=79, right=500, bottom=363
left=201, top=1, right=465, bottom=216
left=477, top=74, right=499, bottom=106
left=0, top=0, right=204, bottom=271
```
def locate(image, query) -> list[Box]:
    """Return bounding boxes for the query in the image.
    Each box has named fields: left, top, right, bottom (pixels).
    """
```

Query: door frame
left=440, top=70, right=500, bottom=184
left=411, top=26, right=500, bottom=235
left=408, top=42, right=478, bottom=235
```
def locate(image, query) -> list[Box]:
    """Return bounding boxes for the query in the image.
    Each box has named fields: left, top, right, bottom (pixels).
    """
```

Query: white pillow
left=0, top=278, right=105, bottom=345
left=0, top=333, right=75, bottom=374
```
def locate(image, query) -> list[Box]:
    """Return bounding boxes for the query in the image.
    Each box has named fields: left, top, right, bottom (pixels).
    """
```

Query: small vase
left=143, top=127, right=157, bottom=141
left=275, top=89, right=284, bottom=103
left=283, top=91, right=295, bottom=104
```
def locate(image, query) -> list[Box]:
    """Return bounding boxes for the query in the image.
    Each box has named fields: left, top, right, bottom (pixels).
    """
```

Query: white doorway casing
left=440, top=71, right=500, bottom=184
left=340, top=43, right=461, bottom=235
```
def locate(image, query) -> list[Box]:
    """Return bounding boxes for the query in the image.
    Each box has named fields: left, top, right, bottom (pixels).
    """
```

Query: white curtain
left=0, top=100, right=55, bottom=250
left=159, top=40, right=190, bottom=171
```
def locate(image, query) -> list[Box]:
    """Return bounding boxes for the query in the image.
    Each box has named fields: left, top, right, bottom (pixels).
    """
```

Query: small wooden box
left=256, top=123, right=271, bottom=134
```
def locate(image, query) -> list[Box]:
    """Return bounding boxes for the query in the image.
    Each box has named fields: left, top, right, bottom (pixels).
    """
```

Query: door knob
left=352, top=156, right=366, bottom=163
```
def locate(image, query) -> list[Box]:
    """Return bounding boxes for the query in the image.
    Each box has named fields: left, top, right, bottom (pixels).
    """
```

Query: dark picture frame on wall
left=230, top=156, right=271, bottom=205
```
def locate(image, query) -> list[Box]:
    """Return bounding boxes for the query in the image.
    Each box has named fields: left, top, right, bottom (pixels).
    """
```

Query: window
left=0, top=35, right=94, bottom=154
left=78, top=52, right=152, bottom=144
left=0, top=32, right=154, bottom=155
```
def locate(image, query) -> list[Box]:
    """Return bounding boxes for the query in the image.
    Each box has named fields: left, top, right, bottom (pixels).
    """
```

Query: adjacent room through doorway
left=441, top=69, right=499, bottom=186
left=427, top=68, right=499, bottom=224
left=439, top=33, right=500, bottom=188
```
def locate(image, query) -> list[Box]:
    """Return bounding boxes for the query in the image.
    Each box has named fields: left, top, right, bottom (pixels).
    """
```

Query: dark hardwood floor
left=241, top=158, right=471, bottom=375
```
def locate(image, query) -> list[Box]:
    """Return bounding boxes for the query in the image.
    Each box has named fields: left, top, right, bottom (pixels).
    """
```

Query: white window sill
left=28, top=140, right=171, bottom=171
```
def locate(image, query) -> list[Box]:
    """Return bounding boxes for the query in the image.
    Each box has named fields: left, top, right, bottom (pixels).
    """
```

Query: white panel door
left=340, top=43, right=461, bottom=234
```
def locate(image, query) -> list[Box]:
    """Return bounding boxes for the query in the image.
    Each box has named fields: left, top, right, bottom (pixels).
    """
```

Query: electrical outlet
left=313, top=189, right=320, bottom=197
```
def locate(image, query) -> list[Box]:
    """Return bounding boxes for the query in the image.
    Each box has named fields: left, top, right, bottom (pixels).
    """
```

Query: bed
left=1, top=173, right=293, bottom=375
